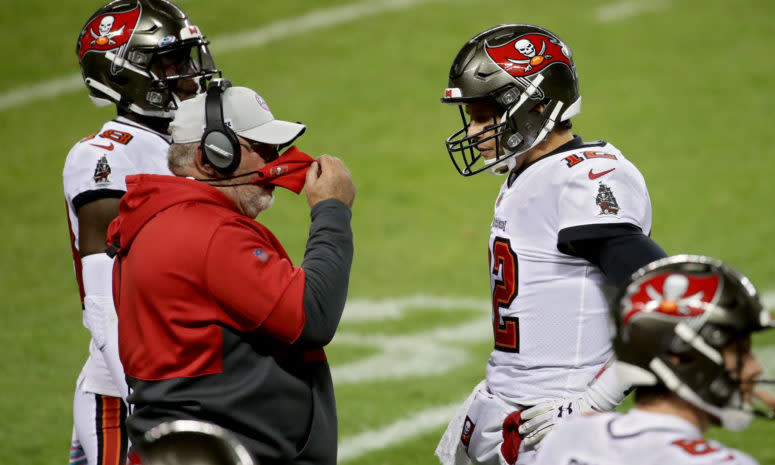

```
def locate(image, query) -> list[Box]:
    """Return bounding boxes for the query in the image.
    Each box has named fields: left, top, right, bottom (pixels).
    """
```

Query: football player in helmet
left=65, top=1, right=218, bottom=464
left=533, top=255, right=775, bottom=465
left=441, top=24, right=580, bottom=176
left=128, top=420, right=255, bottom=465
left=435, top=25, right=667, bottom=465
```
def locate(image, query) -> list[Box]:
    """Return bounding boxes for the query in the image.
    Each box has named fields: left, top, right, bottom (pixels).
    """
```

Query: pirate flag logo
left=93, top=155, right=112, bottom=184
left=77, top=7, right=141, bottom=59
left=595, top=182, right=619, bottom=215
left=622, top=272, right=722, bottom=324
left=485, top=33, right=572, bottom=78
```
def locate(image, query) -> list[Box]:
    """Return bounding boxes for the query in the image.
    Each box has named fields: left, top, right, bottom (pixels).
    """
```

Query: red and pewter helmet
left=611, top=255, right=775, bottom=431
left=76, top=0, right=219, bottom=119
left=441, top=24, right=580, bottom=176
left=128, top=420, right=256, bottom=465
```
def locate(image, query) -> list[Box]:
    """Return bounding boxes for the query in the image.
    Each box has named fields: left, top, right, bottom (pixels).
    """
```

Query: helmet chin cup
left=486, top=155, right=516, bottom=176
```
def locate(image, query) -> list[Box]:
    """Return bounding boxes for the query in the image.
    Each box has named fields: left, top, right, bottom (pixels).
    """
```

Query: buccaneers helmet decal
left=622, top=272, right=722, bottom=324
left=78, top=7, right=140, bottom=59
left=485, top=33, right=572, bottom=78
left=612, top=255, right=774, bottom=432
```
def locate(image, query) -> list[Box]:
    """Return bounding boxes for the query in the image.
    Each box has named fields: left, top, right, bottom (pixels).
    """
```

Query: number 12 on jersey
left=490, top=237, right=519, bottom=352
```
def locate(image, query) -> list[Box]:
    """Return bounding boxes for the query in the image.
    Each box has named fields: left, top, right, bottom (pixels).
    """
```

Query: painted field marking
left=595, top=0, right=670, bottom=23
left=0, top=0, right=431, bottom=112
left=339, top=402, right=461, bottom=462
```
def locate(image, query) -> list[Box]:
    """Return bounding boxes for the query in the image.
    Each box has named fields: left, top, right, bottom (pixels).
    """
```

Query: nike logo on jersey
left=90, top=142, right=115, bottom=151
left=588, top=168, right=615, bottom=180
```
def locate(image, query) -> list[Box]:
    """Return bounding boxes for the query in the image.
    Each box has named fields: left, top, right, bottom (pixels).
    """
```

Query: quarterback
left=64, top=1, right=218, bottom=464
left=435, top=24, right=667, bottom=465
left=534, top=256, right=774, bottom=465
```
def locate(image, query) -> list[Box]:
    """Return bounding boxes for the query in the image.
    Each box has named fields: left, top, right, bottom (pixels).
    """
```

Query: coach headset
left=200, top=78, right=242, bottom=175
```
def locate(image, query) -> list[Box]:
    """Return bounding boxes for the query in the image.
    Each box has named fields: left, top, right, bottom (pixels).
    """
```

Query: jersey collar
left=507, top=135, right=606, bottom=186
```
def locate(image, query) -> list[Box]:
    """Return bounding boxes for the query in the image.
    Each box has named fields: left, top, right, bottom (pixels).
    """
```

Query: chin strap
left=486, top=155, right=517, bottom=176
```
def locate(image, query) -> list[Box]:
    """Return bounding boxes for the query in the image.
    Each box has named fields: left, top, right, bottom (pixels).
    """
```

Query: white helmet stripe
left=506, top=74, right=544, bottom=120
left=105, top=50, right=152, bottom=77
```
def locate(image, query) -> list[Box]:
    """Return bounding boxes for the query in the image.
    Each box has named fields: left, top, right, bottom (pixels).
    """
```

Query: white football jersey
left=534, top=409, right=758, bottom=465
left=487, top=137, right=653, bottom=403
left=64, top=117, right=172, bottom=396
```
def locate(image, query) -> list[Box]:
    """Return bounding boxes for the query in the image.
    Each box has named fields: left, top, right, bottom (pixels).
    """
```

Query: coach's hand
left=518, top=396, right=596, bottom=449
left=305, top=155, right=356, bottom=208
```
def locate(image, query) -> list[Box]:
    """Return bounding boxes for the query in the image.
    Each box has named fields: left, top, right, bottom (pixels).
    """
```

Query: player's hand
left=304, top=155, right=356, bottom=208
left=517, top=396, right=595, bottom=449
left=754, top=389, right=775, bottom=418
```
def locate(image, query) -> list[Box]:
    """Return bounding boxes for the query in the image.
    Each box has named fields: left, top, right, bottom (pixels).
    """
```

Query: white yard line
left=339, top=401, right=461, bottom=462
left=595, top=0, right=670, bottom=23
left=0, top=0, right=429, bottom=112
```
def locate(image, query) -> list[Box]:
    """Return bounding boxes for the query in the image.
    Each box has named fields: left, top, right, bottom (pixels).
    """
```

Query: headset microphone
left=196, top=146, right=315, bottom=194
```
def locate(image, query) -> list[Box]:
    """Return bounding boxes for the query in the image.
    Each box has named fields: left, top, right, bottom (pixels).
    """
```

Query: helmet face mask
left=445, top=103, right=508, bottom=176
left=441, top=24, right=581, bottom=176
left=77, top=0, right=219, bottom=119
left=612, top=255, right=773, bottom=431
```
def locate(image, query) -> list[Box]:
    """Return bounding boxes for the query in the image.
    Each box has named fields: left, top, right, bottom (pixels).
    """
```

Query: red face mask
left=251, top=146, right=315, bottom=194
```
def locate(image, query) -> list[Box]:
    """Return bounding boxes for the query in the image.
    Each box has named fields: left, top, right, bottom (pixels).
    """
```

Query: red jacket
left=109, top=174, right=308, bottom=380
left=108, top=173, right=351, bottom=464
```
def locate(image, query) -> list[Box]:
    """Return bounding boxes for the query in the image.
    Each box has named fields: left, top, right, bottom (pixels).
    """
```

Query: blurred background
left=1, top=0, right=773, bottom=463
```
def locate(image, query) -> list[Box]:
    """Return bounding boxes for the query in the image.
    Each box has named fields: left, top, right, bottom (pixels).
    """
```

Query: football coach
left=107, top=79, right=355, bottom=465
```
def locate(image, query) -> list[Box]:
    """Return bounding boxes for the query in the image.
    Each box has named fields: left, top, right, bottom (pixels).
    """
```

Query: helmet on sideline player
left=441, top=24, right=581, bottom=176
left=128, top=420, right=256, bottom=465
left=76, top=0, right=219, bottom=119
left=612, top=255, right=775, bottom=431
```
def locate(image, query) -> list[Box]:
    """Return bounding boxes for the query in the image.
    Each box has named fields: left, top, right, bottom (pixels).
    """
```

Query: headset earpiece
left=201, top=79, right=241, bottom=174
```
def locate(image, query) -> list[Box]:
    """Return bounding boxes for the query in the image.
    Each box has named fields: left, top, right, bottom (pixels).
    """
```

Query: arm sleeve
left=558, top=223, right=667, bottom=287
left=298, top=199, right=354, bottom=346
left=205, top=220, right=308, bottom=343
left=82, top=253, right=129, bottom=400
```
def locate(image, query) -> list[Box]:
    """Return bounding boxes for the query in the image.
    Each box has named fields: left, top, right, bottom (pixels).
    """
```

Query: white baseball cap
left=171, top=85, right=306, bottom=145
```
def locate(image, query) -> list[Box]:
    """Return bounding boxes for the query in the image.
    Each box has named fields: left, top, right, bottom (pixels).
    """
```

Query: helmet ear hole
left=503, top=132, right=523, bottom=150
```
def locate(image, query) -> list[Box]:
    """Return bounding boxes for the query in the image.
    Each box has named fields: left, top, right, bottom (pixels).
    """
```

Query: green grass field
left=1, top=0, right=774, bottom=463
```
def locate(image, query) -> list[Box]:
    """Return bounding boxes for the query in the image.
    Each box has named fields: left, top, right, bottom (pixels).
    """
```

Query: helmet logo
left=485, top=33, right=571, bottom=77
left=624, top=272, right=722, bottom=323
left=78, top=7, right=141, bottom=59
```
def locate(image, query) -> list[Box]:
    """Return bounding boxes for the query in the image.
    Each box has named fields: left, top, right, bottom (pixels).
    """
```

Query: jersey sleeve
left=63, top=142, right=139, bottom=211
left=204, top=218, right=306, bottom=343
left=557, top=158, right=651, bottom=233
